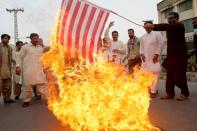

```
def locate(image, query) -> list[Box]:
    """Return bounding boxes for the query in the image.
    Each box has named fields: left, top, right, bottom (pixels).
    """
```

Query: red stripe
left=88, top=10, right=105, bottom=63
left=97, top=13, right=109, bottom=53
left=67, top=1, right=81, bottom=59
left=74, top=4, right=89, bottom=58
left=56, top=0, right=65, bottom=45
left=60, top=0, right=73, bottom=46
left=82, top=7, right=97, bottom=61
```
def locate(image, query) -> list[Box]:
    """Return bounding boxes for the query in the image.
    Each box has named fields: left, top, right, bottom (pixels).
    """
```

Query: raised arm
left=104, top=21, right=114, bottom=40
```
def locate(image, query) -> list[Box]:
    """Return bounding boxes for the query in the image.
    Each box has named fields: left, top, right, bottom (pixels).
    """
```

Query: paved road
left=0, top=80, right=197, bottom=131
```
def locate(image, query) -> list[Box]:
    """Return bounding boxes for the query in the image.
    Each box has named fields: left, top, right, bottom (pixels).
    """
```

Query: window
left=187, top=42, right=194, bottom=50
left=182, top=19, right=193, bottom=33
left=179, top=0, right=193, bottom=12
left=163, top=8, right=173, bottom=18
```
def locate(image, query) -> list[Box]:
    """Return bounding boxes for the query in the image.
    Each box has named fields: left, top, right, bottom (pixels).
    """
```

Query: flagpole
left=81, top=0, right=143, bottom=27
left=109, top=11, right=143, bottom=27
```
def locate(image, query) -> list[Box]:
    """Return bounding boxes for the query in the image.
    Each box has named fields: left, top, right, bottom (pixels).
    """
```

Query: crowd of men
left=100, top=12, right=197, bottom=100
left=0, top=12, right=197, bottom=108
left=0, top=33, right=47, bottom=107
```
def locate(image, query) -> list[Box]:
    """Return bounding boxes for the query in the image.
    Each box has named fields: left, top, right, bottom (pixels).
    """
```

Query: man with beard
left=0, top=34, right=15, bottom=103
left=147, top=12, right=189, bottom=101
left=123, top=29, right=140, bottom=73
left=140, top=21, right=164, bottom=98
left=16, top=33, right=47, bottom=107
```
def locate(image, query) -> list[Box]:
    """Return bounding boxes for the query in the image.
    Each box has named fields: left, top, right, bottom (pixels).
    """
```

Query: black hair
left=30, top=33, right=39, bottom=39
left=112, top=31, right=118, bottom=34
left=16, top=41, right=23, bottom=46
left=1, top=34, right=10, bottom=40
left=169, top=12, right=179, bottom=18
left=128, top=29, right=134, bottom=33
left=144, top=21, right=153, bottom=25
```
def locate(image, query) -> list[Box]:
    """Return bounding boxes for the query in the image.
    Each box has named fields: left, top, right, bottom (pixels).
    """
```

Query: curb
left=160, top=72, right=197, bottom=82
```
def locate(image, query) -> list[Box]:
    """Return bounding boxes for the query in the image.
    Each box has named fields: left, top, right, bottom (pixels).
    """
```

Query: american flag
left=56, top=0, right=110, bottom=63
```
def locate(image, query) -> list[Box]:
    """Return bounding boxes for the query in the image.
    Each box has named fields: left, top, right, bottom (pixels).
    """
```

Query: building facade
left=157, top=0, right=197, bottom=54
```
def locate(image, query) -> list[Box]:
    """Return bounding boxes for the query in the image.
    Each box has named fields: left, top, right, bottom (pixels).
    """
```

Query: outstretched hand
left=109, top=21, right=114, bottom=28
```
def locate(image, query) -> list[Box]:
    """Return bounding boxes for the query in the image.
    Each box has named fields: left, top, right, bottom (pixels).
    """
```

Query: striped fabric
left=56, top=0, right=109, bottom=63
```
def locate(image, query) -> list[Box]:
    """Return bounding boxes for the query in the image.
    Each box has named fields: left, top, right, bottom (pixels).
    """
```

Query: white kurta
left=108, top=40, right=125, bottom=64
left=99, top=47, right=109, bottom=62
left=140, top=31, right=164, bottom=93
left=104, top=26, right=125, bottom=64
left=16, top=43, right=46, bottom=86
left=13, top=50, right=22, bottom=84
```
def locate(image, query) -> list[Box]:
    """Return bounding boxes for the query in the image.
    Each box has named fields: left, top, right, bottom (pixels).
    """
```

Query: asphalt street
left=0, top=80, right=197, bottom=131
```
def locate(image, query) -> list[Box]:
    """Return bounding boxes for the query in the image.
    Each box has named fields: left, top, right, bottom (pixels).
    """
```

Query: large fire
left=42, top=14, right=160, bottom=131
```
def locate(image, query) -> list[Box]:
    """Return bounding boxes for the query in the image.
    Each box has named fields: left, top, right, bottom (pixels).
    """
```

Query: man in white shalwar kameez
left=16, top=33, right=47, bottom=107
left=140, top=21, right=164, bottom=98
left=13, top=41, right=23, bottom=100
left=104, top=22, right=125, bottom=64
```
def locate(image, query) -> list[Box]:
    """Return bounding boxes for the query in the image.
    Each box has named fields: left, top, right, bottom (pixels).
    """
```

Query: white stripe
left=85, top=8, right=100, bottom=62
left=64, top=0, right=78, bottom=49
left=71, top=2, right=85, bottom=58
left=58, top=0, right=69, bottom=37
left=78, top=5, right=92, bottom=56
left=93, top=12, right=109, bottom=62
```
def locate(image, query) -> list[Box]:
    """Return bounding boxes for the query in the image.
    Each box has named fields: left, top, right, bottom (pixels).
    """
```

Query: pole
left=6, top=8, right=24, bottom=44
left=81, top=0, right=143, bottom=27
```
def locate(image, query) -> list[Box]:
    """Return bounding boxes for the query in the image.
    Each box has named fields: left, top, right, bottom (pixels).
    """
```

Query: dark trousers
left=195, top=50, right=197, bottom=64
left=166, top=67, right=189, bottom=97
left=128, top=57, right=141, bottom=74
left=2, top=79, right=12, bottom=101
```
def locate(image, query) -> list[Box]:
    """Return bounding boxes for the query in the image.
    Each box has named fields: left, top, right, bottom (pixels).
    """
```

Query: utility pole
left=6, top=8, right=24, bottom=44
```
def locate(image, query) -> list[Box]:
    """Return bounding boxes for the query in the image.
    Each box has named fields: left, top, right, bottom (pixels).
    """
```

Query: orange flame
left=42, top=14, right=160, bottom=131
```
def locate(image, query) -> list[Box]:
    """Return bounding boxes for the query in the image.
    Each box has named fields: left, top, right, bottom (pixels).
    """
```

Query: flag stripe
left=56, top=0, right=66, bottom=44
left=97, top=12, right=109, bottom=52
left=85, top=8, right=100, bottom=63
left=82, top=7, right=96, bottom=60
left=94, top=12, right=109, bottom=62
left=88, top=10, right=104, bottom=63
left=67, top=1, right=81, bottom=59
left=74, top=4, right=88, bottom=58
left=71, top=2, right=85, bottom=58
left=78, top=4, right=91, bottom=58
left=64, top=0, right=78, bottom=55
left=58, top=0, right=110, bottom=63
left=60, top=0, right=73, bottom=45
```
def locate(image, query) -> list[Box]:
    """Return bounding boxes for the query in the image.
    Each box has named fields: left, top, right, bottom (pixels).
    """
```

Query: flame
left=42, top=14, right=160, bottom=131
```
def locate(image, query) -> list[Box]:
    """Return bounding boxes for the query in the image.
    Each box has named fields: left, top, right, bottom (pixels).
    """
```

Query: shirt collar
left=147, top=31, right=153, bottom=35
left=30, top=43, right=38, bottom=47
left=2, top=43, right=9, bottom=47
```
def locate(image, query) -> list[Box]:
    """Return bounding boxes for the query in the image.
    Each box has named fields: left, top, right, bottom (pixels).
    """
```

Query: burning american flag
left=42, top=0, right=161, bottom=131
left=56, top=0, right=109, bottom=63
